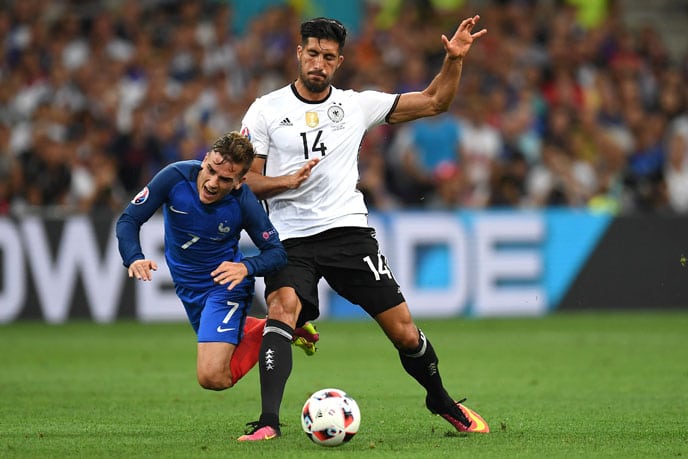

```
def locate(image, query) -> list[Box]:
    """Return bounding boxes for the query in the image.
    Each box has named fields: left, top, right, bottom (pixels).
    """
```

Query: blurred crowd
left=1, top=0, right=688, bottom=217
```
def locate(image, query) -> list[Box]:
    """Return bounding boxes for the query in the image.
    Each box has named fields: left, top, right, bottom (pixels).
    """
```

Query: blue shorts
left=176, top=278, right=255, bottom=344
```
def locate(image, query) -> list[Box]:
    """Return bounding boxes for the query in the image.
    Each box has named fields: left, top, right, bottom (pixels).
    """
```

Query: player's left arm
left=388, top=15, right=486, bottom=124
left=240, top=187, right=287, bottom=277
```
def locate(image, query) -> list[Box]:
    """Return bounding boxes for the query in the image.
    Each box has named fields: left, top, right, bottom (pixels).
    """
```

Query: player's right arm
left=241, top=94, right=320, bottom=200
left=116, top=164, right=178, bottom=280
left=245, top=157, right=319, bottom=200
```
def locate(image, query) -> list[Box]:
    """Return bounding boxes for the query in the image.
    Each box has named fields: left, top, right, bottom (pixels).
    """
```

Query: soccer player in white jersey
left=238, top=16, right=489, bottom=441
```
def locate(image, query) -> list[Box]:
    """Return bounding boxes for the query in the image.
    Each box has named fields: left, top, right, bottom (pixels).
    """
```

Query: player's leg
left=229, top=316, right=266, bottom=384
left=196, top=284, right=254, bottom=390
left=238, top=240, right=321, bottom=442
left=323, top=227, right=488, bottom=433
left=177, top=287, right=234, bottom=389
left=197, top=341, right=235, bottom=390
left=196, top=316, right=265, bottom=389
left=240, top=288, right=311, bottom=441
left=230, top=313, right=317, bottom=385
left=371, top=302, right=465, bottom=420
left=237, top=287, right=300, bottom=441
left=374, top=304, right=488, bottom=432
left=321, top=228, right=457, bottom=410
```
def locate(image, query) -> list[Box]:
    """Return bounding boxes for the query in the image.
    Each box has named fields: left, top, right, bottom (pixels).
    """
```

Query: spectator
left=0, top=125, right=20, bottom=215
left=110, top=106, right=162, bottom=194
left=663, top=127, right=688, bottom=213
left=357, top=124, right=399, bottom=211
left=425, top=161, right=472, bottom=210
left=397, top=111, right=463, bottom=206
left=587, top=129, right=629, bottom=214
left=624, top=112, right=668, bottom=211
left=18, top=133, right=72, bottom=209
left=458, top=95, right=503, bottom=207
left=488, top=151, right=528, bottom=208
left=526, top=141, right=574, bottom=207
left=70, top=147, right=126, bottom=215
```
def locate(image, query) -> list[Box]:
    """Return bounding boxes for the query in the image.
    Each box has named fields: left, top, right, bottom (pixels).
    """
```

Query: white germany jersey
left=241, top=84, right=399, bottom=240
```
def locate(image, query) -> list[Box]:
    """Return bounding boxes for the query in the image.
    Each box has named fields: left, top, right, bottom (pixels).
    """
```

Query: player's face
left=197, top=151, right=246, bottom=204
left=297, top=37, right=344, bottom=94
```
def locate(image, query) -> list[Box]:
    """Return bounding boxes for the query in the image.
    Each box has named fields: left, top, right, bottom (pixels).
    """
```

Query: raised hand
left=442, top=15, right=487, bottom=60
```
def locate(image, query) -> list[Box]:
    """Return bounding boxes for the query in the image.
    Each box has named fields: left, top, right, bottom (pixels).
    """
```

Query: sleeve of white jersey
left=355, top=90, right=399, bottom=128
left=240, top=99, right=270, bottom=157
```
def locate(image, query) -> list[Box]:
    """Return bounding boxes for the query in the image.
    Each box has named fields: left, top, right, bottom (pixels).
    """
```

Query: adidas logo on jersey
left=279, top=117, right=292, bottom=126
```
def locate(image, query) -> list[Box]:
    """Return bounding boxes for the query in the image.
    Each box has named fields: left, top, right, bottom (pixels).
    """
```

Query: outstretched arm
left=388, top=15, right=487, bottom=124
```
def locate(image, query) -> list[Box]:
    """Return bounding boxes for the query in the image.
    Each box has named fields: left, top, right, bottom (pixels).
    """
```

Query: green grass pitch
left=1, top=311, right=687, bottom=458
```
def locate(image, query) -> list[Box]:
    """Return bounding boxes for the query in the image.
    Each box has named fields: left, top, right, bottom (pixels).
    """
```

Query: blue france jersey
left=116, top=160, right=286, bottom=290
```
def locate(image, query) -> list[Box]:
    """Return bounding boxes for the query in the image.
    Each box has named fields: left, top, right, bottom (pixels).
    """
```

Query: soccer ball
left=301, top=388, right=361, bottom=446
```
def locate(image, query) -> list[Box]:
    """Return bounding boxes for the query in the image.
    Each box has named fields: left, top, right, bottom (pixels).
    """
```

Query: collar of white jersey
left=290, top=82, right=333, bottom=104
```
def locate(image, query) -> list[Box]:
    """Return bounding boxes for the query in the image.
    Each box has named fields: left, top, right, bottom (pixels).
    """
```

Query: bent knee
left=266, top=288, right=301, bottom=323
left=197, top=372, right=233, bottom=391
left=384, top=321, right=420, bottom=351
left=376, top=302, right=419, bottom=350
left=393, top=328, right=421, bottom=351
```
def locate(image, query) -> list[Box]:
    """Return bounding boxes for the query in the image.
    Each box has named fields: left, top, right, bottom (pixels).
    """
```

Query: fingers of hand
left=213, top=269, right=239, bottom=286
left=459, top=15, right=480, bottom=34
left=213, top=272, right=228, bottom=284
left=130, top=264, right=152, bottom=281
left=475, top=27, right=488, bottom=38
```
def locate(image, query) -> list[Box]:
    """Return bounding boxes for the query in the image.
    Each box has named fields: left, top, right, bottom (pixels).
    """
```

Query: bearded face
left=296, top=37, right=343, bottom=95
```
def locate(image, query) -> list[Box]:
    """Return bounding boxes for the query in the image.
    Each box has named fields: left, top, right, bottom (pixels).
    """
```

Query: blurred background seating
left=1, top=0, right=687, bottom=216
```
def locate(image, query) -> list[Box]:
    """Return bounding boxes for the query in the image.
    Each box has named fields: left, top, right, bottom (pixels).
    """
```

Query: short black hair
left=300, top=17, right=346, bottom=50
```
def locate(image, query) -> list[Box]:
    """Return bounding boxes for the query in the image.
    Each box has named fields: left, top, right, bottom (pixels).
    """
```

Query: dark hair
left=211, top=131, right=255, bottom=175
left=300, top=17, right=347, bottom=50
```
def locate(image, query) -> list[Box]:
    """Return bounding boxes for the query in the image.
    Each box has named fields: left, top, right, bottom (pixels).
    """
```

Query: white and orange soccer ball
left=301, top=388, right=361, bottom=446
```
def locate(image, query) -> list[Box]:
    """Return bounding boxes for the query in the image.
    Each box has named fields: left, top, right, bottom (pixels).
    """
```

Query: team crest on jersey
left=240, top=126, right=251, bottom=140
left=131, top=187, right=149, bottom=205
left=327, top=104, right=344, bottom=123
left=305, top=112, right=319, bottom=128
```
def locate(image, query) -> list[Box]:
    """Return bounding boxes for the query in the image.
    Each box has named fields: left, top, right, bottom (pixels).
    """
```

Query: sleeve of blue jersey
left=116, top=163, right=181, bottom=267
left=237, top=186, right=287, bottom=277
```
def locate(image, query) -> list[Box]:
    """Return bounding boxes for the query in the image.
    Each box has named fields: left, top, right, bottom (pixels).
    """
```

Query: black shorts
left=264, top=227, right=405, bottom=325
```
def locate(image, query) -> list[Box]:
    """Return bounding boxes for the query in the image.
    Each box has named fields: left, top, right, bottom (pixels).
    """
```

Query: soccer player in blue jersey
left=237, top=16, right=489, bottom=441
left=116, top=131, right=317, bottom=392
